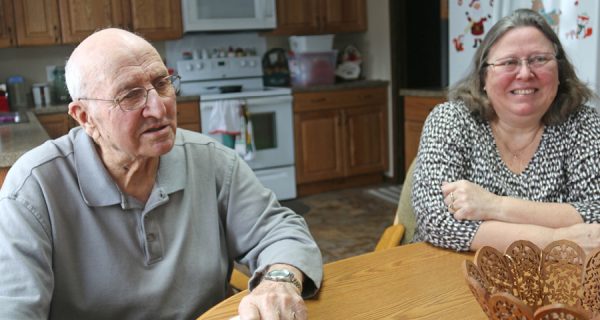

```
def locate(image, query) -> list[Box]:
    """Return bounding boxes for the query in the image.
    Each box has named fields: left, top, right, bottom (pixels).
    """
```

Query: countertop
left=30, top=96, right=201, bottom=115
left=399, top=88, right=447, bottom=97
left=0, top=111, right=50, bottom=167
left=292, top=79, right=389, bottom=93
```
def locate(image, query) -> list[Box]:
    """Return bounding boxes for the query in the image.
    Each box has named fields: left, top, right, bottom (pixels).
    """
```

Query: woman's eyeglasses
left=484, top=53, right=556, bottom=74
left=78, top=75, right=181, bottom=112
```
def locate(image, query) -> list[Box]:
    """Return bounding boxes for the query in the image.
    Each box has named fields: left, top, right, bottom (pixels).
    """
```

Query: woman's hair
left=448, top=8, right=594, bottom=125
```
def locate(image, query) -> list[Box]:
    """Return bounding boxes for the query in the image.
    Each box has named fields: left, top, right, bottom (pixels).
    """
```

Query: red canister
left=0, top=90, right=9, bottom=112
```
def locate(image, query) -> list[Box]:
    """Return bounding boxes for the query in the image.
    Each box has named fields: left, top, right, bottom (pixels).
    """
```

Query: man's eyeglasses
left=78, top=75, right=181, bottom=112
left=484, top=53, right=556, bottom=74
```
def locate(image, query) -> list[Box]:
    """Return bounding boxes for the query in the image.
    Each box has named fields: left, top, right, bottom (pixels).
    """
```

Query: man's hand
left=238, top=264, right=306, bottom=320
left=238, top=279, right=306, bottom=320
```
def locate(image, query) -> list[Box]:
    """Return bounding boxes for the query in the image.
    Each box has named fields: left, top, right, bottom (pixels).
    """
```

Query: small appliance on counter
left=262, top=48, right=290, bottom=87
left=32, top=83, right=52, bottom=107
left=0, top=84, right=8, bottom=112
left=0, top=111, right=29, bottom=124
left=52, top=66, right=70, bottom=104
left=6, top=76, right=28, bottom=111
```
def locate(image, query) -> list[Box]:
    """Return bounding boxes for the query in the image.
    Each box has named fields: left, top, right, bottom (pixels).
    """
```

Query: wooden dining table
left=197, top=242, right=487, bottom=319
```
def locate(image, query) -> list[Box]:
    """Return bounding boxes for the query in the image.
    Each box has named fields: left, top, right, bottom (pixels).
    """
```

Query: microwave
left=182, top=0, right=277, bottom=32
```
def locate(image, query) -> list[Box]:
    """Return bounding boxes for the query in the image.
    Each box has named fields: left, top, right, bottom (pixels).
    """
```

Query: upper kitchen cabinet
left=0, top=0, right=15, bottom=47
left=13, top=0, right=61, bottom=46
left=124, top=0, right=182, bottom=41
left=6, top=0, right=182, bottom=47
left=60, top=0, right=182, bottom=44
left=272, top=0, right=366, bottom=35
left=59, top=0, right=125, bottom=44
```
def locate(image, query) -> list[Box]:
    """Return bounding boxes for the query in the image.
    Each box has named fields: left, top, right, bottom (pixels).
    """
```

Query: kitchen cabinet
left=8, top=0, right=182, bottom=47
left=124, top=0, right=182, bottom=41
left=0, top=166, right=7, bottom=187
left=59, top=0, right=125, bottom=44
left=60, top=0, right=181, bottom=44
left=0, top=0, right=15, bottom=47
left=37, top=112, right=77, bottom=139
left=13, top=0, right=61, bottom=46
left=272, top=0, right=366, bottom=35
left=403, top=95, right=445, bottom=174
left=36, top=98, right=200, bottom=139
left=294, top=86, right=387, bottom=195
left=176, top=99, right=201, bottom=132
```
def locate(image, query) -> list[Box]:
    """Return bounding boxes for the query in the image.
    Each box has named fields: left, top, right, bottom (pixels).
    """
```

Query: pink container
left=287, top=50, right=337, bottom=87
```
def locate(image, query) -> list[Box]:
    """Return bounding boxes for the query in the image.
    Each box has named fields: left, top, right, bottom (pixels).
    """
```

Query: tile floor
left=281, top=185, right=399, bottom=264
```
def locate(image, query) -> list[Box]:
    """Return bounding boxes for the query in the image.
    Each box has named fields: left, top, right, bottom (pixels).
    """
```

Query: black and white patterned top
left=412, top=101, right=600, bottom=251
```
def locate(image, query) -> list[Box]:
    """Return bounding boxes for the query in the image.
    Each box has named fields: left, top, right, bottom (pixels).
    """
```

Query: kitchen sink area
left=0, top=111, right=49, bottom=168
left=0, top=111, right=29, bottom=125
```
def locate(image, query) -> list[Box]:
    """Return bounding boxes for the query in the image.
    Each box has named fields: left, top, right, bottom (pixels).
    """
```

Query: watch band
left=264, top=269, right=303, bottom=292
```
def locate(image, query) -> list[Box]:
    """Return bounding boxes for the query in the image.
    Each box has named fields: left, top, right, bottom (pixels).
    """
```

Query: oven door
left=200, top=95, right=294, bottom=170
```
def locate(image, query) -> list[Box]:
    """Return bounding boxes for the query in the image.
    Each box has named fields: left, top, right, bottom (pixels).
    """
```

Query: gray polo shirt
left=0, top=127, right=322, bottom=319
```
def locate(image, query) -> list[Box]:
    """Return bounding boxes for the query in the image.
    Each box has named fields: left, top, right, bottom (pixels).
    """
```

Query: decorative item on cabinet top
left=335, top=45, right=362, bottom=80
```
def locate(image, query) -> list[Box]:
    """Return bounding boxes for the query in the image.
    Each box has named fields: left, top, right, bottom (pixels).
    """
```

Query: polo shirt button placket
left=147, top=233, right=156, bottom=242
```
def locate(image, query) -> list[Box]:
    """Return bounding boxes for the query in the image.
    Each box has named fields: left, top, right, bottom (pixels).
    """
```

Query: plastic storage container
left=289, top=35, right=334, bottom=53
left=287, top=50, right=337, bottom=87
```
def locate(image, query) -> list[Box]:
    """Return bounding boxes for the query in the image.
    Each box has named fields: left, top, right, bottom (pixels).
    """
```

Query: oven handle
left=203, top=96, right=292, bottom=105
left=254, top=170, right=290, bottom=181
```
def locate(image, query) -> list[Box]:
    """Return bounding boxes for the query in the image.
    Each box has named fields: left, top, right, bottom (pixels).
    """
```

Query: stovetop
left=177, top=56, right=263, bottom=82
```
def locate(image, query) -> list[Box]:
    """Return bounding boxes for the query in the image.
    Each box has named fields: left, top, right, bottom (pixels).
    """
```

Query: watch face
left=268, top=269, right=291, bottom=278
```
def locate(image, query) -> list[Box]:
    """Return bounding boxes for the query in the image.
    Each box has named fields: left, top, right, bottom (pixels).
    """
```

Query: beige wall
left=0, top=42, right=166, bottom=104
left=334, top=0, right=392, bottom=177
left=358, top=0, right=392, bottom=177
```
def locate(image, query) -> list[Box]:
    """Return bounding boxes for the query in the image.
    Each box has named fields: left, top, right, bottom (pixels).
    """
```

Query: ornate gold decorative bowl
left=463, top=240, right=600, bottom=320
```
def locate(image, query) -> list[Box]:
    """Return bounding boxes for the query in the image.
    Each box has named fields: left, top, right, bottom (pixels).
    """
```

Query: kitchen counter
left=0, top=111, right=50, bottom=167
left=30, top=96, right=200, bottom=116
left=399, top=88, right=447, bottom=97
left=33, top=104, right=69, bottom=115
left=0, top=96, right=201, bottom=168
left=291, top=79, right=389, bottom=93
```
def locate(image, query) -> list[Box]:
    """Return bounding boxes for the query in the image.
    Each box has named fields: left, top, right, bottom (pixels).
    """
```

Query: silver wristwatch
left=264, top=269, right=302, bottom=292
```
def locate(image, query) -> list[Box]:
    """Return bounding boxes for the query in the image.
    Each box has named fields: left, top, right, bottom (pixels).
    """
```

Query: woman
left=412, top=9, right=600, bottom=253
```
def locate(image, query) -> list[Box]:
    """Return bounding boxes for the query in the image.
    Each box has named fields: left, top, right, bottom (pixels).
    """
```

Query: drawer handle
left=310, top=98, right=326, bottom=103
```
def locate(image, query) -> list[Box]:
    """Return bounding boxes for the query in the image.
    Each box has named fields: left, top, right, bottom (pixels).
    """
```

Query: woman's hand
left=554, top=223, right=600, bottom=255
left=442, top=180, right=503, bottom=221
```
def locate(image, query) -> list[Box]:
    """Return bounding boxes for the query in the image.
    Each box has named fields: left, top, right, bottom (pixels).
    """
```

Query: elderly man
left=0, top=28, right=322, bottom=319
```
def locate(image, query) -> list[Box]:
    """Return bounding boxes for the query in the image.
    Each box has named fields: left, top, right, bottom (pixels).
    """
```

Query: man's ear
left=68, top=101, right=95, bottom=135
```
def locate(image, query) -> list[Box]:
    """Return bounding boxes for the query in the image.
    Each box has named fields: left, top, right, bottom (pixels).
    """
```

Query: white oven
left=178, top=56, right=297, bottom=200
left=181, top=0, right=276, bottom=32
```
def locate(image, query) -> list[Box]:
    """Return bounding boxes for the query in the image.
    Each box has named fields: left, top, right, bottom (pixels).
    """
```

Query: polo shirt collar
left=74, top=129, right=186, bottom=207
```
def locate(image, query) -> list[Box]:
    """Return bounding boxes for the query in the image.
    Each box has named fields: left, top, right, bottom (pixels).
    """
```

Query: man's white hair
left=64, top=57, right=82, bottom=101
